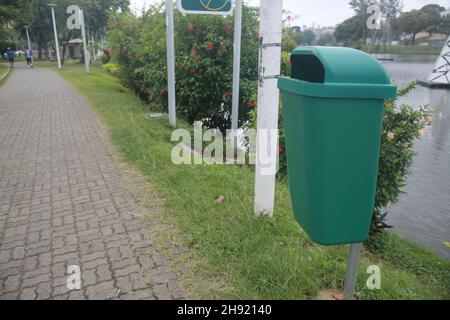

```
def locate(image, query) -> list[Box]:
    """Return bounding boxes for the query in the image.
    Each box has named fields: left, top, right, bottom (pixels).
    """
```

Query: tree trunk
left=38, top=43, right=43, bottom=59
left=61, top=32, right=73, bottom=66
left=363, top=26, right=367, bottom=45
left=61, top=46, right=66, bottom=66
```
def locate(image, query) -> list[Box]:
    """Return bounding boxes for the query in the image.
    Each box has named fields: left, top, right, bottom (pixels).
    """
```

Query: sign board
left=427, top=36, right=450, bottom=85
left=177, top=0, right=233, bottom=15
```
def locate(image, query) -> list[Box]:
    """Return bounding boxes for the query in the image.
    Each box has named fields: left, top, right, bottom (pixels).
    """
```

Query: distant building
left=63, top=38, right=94, bottom=59
left=414, top=32, right=448, bottom=46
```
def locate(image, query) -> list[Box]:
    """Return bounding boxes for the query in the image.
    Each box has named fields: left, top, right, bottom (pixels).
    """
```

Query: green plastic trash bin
left=278, top=46, right=397, bottom=245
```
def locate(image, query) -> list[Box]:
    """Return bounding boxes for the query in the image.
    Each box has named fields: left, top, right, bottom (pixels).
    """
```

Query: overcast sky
left=129, top=0, right=450, bottom=27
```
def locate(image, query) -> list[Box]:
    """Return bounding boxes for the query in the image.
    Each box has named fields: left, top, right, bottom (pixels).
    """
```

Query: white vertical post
left=48, top=4, right=61, bottom=69
left=79, top=9, right=90, bottom=73
left=254, top=0, right=283, bottom=216
left=24, top=26, right=32, bottom=62
left=166, top=0, right=177, bottom=128
left=231, top=0, right=243, bottom=132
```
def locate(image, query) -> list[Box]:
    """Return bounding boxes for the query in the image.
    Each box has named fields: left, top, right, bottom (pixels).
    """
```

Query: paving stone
left=68, top=290, right=85, bottom=300
left=86, top=281, right=117, bottom=300
left=0, top=64, right=187, bottom=300
left=36, top=282, right=52, bottom=300
left=4, top=275, right=21, bottom=292
left=19, top=287, right=37, bottom=300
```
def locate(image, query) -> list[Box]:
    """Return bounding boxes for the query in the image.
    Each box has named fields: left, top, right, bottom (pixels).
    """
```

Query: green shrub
left=107, top=2, right=260, bottom=132
left=371, top=82, right=431, bottom=231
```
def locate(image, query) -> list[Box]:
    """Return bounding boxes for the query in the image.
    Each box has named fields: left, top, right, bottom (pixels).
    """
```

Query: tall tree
left=349, top=0, right=371, bottom=44
left=379, top=0, right=403, bottom=46
left=1, top=0, right=130, bottom=59
left=379, top=0, right=403, bottom=18
left=395, top=9, right=434, bottom=45
left=335, top=15, right=364, bottom=46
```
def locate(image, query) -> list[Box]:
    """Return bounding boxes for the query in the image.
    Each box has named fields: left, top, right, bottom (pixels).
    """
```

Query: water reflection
left=381, top=55, right=450, bottom=260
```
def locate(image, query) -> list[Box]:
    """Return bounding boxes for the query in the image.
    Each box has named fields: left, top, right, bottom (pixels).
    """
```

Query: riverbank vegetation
left=360, top=45, right=442, bottom=55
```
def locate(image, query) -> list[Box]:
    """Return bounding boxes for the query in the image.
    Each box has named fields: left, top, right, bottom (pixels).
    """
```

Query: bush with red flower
left=108, top=2, right=259, bottom=132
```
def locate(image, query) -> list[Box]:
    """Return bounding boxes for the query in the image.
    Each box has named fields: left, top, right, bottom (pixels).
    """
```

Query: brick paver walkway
left=0, top=63, right=187, bottom=300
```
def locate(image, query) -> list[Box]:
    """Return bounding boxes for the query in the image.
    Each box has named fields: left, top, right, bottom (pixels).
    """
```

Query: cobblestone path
left=0, top=63, right=187, bottom=300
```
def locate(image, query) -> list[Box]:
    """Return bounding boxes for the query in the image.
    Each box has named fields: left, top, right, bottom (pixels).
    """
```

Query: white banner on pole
left=254, top=0, right=283, bottom=217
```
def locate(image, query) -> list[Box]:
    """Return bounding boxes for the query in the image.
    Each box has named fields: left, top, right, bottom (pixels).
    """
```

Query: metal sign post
left=254, top=0, right=283, bottom=216
left=48, top=4, right=62, bottom=69
left=343, top=243, right=362, bottom=300
left=24, top=26, right=32, bottom=63
left=166, top=0, right=177, bottom=128
left=231, top=0, right=243, bottom=154
left=79, top=9, right=90, bottom=74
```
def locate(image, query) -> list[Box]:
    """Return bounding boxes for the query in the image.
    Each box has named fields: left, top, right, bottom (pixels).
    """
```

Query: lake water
left=380, top=55, right=450, bottom=260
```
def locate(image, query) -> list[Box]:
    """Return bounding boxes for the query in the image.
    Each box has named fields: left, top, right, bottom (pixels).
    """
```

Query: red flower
left=278, top=147, right=284, bottom=154
left=225, top=24, right=232, bottom=31
left=226, top=90, right=233, bottom=97
left=189, top=68, right=197, bottom=76
left=187, top=22, right=193, bottom=31
left=206, top=42, right=214, bottom=51
left=246, top=101, right=255, bottom=108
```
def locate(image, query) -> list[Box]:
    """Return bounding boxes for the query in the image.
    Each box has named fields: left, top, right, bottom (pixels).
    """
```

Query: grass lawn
left=38, top=61, right=450, bottom=300
left=0, top=63, right=10, bottom=86
left=361, top=45, right=442, bottom=55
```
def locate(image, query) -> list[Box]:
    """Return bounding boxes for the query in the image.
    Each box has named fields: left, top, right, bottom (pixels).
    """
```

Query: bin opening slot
left=291, top=54, right=325, bottom=83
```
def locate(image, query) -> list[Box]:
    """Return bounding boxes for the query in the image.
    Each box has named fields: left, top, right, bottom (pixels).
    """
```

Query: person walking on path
left=25, top=47, right=33, bottom=68
left=6, top=48, right=15, bottom=68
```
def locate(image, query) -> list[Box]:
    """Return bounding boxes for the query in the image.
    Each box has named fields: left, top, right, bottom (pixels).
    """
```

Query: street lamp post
left=48, top=4, right=62, bottom=69
left=24, top=26, right=33, bottom=64
left=78, top=9, right=90, bottom=74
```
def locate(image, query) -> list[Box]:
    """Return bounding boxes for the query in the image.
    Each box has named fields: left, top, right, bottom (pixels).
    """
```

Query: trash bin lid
left=279, top=46, right=397, bottom=99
